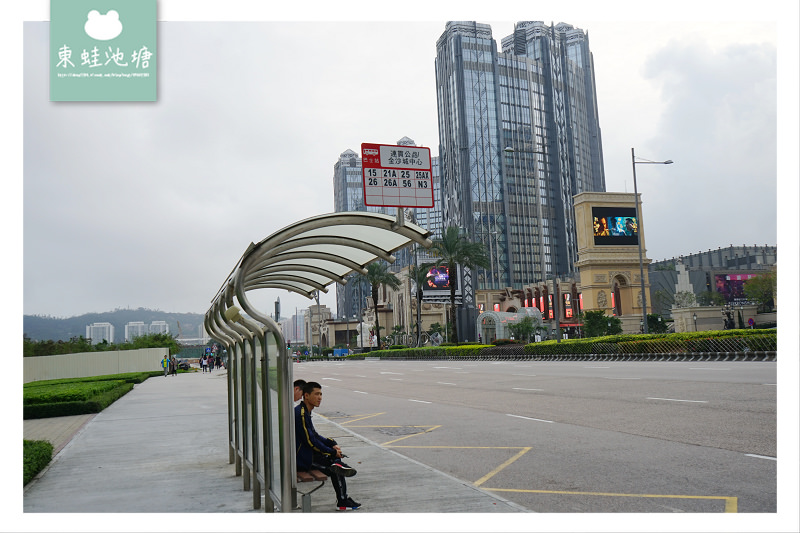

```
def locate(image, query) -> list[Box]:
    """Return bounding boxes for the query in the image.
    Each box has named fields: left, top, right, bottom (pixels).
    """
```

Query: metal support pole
left=632, top=147, right=649, bottom=334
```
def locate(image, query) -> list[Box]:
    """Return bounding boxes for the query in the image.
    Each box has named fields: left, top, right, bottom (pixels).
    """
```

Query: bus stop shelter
left=203, top=211, right=431, bottom=512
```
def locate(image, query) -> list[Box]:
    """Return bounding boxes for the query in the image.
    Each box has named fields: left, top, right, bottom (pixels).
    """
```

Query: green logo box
left=50, top=0, right=157, bottom=101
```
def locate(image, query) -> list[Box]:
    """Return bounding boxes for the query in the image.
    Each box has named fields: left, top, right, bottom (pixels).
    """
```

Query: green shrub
left=522, top=330, right=776, bottom=356
left=24, top=372, right=158, bottom=388
left=23, top=382, right=135, bottom=420
left=24, top=380, right=126, bottom=405
left=389, top=344, right=408, bottom=350
left=24, top=439, right=53, bottom=485
left=492, top=338, right=522, bottom=346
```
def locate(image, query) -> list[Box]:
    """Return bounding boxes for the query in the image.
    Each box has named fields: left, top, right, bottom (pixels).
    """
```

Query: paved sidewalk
left=23, top=369, right=528, bottom=514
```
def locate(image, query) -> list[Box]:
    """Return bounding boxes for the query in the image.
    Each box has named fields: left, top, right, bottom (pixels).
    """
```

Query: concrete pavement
left=23, top=368, right=528, bottom=514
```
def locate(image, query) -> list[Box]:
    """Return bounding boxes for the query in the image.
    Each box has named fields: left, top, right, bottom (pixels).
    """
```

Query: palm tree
left=357, top=261, right=401, bottom=350
left=407, top=262, right=434, bottom=346
left=429, top=226, right=491, bottom=344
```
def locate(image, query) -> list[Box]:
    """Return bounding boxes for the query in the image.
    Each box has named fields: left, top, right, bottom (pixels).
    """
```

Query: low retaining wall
left=23, top=347, right=169, bottom=383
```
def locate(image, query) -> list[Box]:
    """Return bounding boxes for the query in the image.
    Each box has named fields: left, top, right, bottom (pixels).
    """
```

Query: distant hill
left=23, top=308, right=206, bottom=343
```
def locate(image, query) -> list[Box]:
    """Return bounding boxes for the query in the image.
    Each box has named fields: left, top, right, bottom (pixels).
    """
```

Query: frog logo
left=84, top=9, right=123, bottom=41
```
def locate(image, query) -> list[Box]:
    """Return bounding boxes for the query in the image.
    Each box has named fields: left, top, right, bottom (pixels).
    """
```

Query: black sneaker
left=330, top=461, right=357, bottom=477
left=336, top=497, right=361, bottom=511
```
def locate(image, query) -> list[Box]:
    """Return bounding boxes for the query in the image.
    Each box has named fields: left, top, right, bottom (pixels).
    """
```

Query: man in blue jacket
left=295, top=381, right=361, bottom=511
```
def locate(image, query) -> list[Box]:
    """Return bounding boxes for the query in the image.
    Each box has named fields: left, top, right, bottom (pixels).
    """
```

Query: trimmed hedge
left=24, top=439, right=54, bottom=485
left=21, top=372, right=157, bottom=420
left=523, top=330, right=776, bottom=356
left=344, top=329, right=776, bottom=359
left=24, top=380, right=127, bottom=405
left=351, top=344, right=494, bottom=359
left=24, top=371, right=160, bottom=388
left=24, top=382, right=135, bottom=419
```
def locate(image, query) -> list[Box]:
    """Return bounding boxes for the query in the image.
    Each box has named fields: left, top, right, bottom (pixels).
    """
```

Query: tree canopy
left=23, top=333, right=183, bottom=357
left=429, top=226, right=490, bottom=343
left=357, top=261, right=401, bottom=350
left=743, top=272, right=776, bottom=312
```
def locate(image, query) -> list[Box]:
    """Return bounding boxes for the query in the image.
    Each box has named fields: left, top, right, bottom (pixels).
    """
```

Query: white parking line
left=353, top=390, right=368, bottom=394
left=380, top=372, right=403, bottom=375
left=433, top=366, right=462, bottom=370
left=437, top=382, right=456, bottom=386
left=584, top=366, right=610, bottom=369
left=512, top=388, right=543, bottom=392
left=604, top=377, right=641, bottom=380
left=322, top=377, right=341, bottom=381
left=389, top=378, right=403, bottom=381
left=507, top=414, right=554, bottom=423
left=512, top=373, right=537, bottom=377
left=690, top=367, right=730, bottom=370
left=647, top=397, right=708, bottom=403
left=745, top=454, right=777, bottom=461
left=409, top=399, right=431, bottom=404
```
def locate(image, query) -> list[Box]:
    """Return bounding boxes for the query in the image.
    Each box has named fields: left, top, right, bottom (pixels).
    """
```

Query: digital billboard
left=592, top=206, right=639, bottom=246
left=421, top=265, right=460, bottom=300
left=424, top=265, right=457, bottom=291
left=714, top=273, right=757, bottom=304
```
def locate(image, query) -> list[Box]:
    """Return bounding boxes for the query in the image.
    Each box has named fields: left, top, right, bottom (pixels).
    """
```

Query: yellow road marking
left=473, top=447, right=532, bottom=486
left=380, top=425, right=441, bottom=446
left=323, top=412, right=739, bottom=513
left=389, top=442, right=531, bottom=450
left=483, top=487, right=738, bottom=512
left=322, top=412, right=386, bottom=424
left=337, top=412, right=386, bottom=424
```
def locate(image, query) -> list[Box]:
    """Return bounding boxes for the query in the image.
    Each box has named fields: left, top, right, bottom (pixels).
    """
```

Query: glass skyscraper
left=435, top=21, right=606, bottom=293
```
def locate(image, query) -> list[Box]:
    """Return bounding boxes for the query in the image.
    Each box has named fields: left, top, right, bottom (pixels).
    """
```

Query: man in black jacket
left=295, top=381, right=361, bottom=511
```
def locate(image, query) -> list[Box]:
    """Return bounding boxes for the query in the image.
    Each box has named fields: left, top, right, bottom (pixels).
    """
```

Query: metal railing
left=358, top=332, right=778, bottom=363
left=205, top=285, right=294, bottom=513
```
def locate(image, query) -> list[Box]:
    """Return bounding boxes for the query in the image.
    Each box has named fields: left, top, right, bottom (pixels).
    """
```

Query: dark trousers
left=310, top=453, right=348, bottom=502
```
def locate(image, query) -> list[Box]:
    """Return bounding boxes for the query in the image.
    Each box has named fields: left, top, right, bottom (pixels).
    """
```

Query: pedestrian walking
left=170, top=355, right=177, bottom=376
left=161, top=355, right=169, bottom=377
left=208, top=355, right=214, bottom=371
left=201, top=355, right=207, bottom=373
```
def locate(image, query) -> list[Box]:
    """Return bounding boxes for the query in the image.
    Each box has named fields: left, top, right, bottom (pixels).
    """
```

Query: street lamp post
left=631, top=148, right=673, bottom=334
left=693, top=312, right=698, bottom=331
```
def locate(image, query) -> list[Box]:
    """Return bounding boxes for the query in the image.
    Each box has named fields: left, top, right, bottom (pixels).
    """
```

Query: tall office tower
left=86, top=322, right=115, bottom=344
left=149, top=320, right=169, bottom=334
left=332, top=137, right=436, bottom=319
left=435, top=21, right=606, bottom=293
left=125, top=321, right=149, bottom=342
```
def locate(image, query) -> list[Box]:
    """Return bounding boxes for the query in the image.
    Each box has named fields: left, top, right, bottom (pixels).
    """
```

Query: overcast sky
left=11, top=1, right=798, bottom=324
left=7, top=2, right=800, bottom=531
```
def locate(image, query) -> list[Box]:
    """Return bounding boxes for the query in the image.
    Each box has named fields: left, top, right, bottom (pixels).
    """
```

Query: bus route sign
left=361, top=143, right=434, bottom=208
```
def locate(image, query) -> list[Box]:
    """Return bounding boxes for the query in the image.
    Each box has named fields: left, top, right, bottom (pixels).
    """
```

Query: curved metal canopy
left=208, top=211, right=432, bottom=323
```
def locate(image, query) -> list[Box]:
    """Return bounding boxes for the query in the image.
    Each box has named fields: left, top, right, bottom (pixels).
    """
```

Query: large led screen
left=592, top=206, right=639, bottom=246
left=423, top=265, right=457, bottom=291
left=714, top=273, right=757, bottom=304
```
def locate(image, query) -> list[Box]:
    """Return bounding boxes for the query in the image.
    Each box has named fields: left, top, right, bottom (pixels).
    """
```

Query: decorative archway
left=612, top=275, right=627, bottom=315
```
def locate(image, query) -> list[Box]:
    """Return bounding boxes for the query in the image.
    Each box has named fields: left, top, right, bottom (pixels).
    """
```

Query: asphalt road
left=295, top=360, right=777, bottom=513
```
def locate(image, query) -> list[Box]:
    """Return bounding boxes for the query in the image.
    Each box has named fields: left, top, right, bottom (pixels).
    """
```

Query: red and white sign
left=362, top=143, right=434, bottom=208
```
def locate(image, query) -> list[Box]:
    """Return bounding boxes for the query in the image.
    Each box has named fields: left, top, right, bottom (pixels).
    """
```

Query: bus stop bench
left=296, top=469, right=327, bottom=512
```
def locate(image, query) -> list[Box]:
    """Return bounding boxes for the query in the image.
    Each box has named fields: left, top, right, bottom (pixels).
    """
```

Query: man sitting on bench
left=295, top=381, right=361, bottom=511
